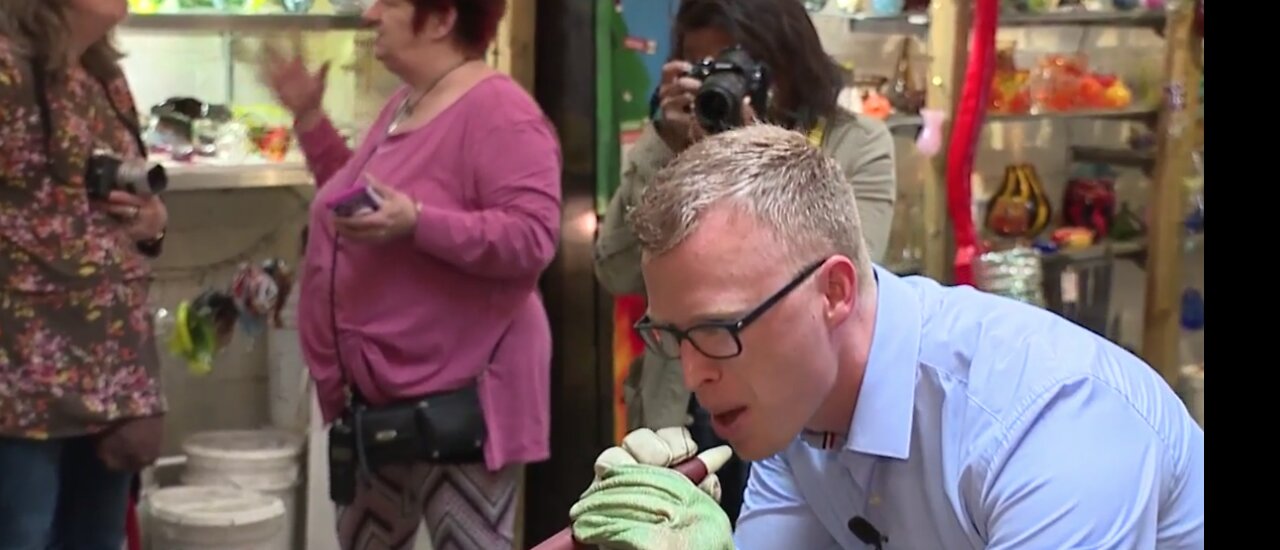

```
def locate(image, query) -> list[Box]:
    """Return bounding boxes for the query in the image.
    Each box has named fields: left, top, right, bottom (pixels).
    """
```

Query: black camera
left=687, top=45, right=771, bottom=134
left=84, top=151, right=168, bottom=200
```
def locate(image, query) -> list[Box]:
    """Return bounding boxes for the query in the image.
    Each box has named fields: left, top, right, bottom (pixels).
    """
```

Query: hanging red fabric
left=944, top=0, right=999, bottom=286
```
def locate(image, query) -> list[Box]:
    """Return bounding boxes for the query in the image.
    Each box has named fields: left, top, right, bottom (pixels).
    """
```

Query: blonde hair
left=0, top=0, right=124, bottom=80
left=629, top=124, right=873, bottom=291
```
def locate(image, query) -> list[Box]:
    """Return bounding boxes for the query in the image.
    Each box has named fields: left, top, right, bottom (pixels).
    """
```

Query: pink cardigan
left=296, top=75, right=560, bottom=470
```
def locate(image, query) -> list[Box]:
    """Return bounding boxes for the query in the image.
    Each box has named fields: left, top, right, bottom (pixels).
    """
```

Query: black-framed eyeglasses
left=634, top=258, right=827, bottom=360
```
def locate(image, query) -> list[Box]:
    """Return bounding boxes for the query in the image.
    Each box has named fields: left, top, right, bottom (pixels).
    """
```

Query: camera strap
left=29, top=55, right=61, bottom=181
left=806, top=116, right=828, bottom=148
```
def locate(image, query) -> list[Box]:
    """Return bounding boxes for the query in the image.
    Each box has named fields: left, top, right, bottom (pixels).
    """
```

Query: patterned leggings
left=337, top=462, right=523, bottom=550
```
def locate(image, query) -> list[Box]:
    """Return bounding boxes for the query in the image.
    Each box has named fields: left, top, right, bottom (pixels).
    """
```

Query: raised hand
left=259, top=41, right=330, bottom=130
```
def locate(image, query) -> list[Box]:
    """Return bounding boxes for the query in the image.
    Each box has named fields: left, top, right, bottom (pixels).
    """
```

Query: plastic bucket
left=147, top=485, right=285, bottom=549
left=181, top=429, right=306, bottom=550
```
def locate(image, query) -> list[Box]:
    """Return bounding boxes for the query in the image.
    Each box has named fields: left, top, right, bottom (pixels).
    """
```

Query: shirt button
left=869, top=495, right=882, bottom=506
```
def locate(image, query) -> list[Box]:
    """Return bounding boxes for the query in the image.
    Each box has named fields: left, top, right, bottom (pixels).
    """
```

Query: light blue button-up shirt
left=735, top=266, right=1204, bottom=549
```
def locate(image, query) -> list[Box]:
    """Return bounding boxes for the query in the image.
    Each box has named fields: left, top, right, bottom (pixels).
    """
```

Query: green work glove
left=570, top=427, right=734, bottom=550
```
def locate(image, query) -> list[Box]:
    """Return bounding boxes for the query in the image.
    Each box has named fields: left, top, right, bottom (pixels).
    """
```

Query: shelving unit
left=1042, top=237, right=1147, bottom=263
left=117, top=12, right=371, bottom=192
left=158, top=162, right=313, bottom=191
left=809, top=2, right=1203, bottom=384
left=121, top=12, right=366, bottom=32
left=988, top=106, right=1159, bottom=123
left=118, top=8, right=536, bottom=193
left=887, top=105, right=1159, bottom=134
left=1070, top=145, right=1156, bottom=172
left=822, top=6, right=1165, bottom=35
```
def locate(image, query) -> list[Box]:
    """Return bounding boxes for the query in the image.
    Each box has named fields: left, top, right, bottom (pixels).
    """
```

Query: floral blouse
left=0, top=37, right=165, bottom=439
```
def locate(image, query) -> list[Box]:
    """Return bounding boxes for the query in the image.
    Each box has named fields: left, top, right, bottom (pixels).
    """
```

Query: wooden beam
left=921, top=0, right=972, bottom=283
left=1142, top=3, right=1199, bottom=385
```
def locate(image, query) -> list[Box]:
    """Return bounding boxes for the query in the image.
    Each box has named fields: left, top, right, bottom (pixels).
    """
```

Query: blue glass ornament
left=1179, top=288, right=1205, bottom=331
left=1183, top=195, right=1204, bottom=233
left=1032, top=238, right=1059, bottom=255
left=870, top=0, right=906, bottom=16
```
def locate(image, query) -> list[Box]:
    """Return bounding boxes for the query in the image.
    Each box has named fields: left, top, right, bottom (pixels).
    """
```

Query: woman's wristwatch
left=136, top=228, right=166, bottom=258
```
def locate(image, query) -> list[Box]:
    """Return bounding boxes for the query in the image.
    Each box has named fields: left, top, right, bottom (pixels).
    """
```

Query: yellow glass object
left=128, top=0, right=162, bottom=14
left=1104, top=82, right=1133, bottom=109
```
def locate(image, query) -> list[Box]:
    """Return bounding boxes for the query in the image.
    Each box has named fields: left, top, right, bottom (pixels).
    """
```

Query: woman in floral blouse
left=0, top=0, right=169, bottom=547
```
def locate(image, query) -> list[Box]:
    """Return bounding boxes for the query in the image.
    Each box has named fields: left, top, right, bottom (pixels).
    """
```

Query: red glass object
left=1063, top=171, right=1118, bottom=238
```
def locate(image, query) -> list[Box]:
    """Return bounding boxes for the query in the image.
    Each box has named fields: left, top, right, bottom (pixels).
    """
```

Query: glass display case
left=118, top=2, right=375, bottom=191
left=805, top=0, right=1206, bottom=389
left=804, top=1, right=1170, bottom=280
left=117, top=0, right=517, bottom=192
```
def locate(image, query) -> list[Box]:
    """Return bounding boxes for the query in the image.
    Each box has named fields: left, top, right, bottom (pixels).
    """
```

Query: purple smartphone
left=326, top=185, right=384, bottom=217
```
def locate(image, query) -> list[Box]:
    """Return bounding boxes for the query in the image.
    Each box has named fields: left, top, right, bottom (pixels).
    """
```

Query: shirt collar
left=843, top=265, right=923, bottom=460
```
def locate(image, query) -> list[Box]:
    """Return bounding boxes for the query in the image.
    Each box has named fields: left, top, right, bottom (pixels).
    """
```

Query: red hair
left=410, top=0, right=507, bottom=53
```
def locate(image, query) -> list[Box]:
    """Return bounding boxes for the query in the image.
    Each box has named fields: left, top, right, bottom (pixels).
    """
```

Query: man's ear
left=821, top=258, right=858, bottom=328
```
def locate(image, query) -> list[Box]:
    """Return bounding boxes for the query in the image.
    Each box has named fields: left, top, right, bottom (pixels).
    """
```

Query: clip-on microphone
left=848, top=516, right=887, bottom=550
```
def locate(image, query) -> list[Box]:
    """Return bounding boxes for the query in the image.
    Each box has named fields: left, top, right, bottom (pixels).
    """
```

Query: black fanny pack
left=328, top=321, right=512, bottom=504
left=329, top=383, right=487, bottom=505
left=359, top=383, right=486, bottom=462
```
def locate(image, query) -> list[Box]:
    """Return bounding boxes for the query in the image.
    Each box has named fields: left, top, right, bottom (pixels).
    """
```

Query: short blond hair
left=629, top=124, right=872, bottom=289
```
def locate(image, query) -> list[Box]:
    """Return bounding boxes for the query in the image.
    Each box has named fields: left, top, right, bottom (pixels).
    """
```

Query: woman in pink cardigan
left=262, top=1, right=560, bottom=548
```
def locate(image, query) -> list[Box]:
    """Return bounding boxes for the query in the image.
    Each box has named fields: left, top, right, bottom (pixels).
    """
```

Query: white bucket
left=181, top=429, right=306, bottom=550
left=147, top=485, right=285, bottom=550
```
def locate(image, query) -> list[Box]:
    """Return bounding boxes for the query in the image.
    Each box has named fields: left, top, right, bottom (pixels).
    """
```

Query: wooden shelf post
left=921, top=0, right=971, bottom=283
left=1142, top=2, right=1200, bottom=385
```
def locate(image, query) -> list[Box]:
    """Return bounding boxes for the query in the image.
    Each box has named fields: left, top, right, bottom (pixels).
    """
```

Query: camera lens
left=117, top=160, right=168, bottom=196
left=694, top=66, right=750, bottom=134
left=688, top=45, right=768, bottom=134
left=145, top=164, right=168, bottom=194
left=695, top=90, right=734, bottom=126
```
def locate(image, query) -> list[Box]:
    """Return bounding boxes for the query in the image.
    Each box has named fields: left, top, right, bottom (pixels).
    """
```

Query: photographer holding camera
left=0, top=1, right=170, bottom=548
left=595, top=0, right=897, bottom=524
